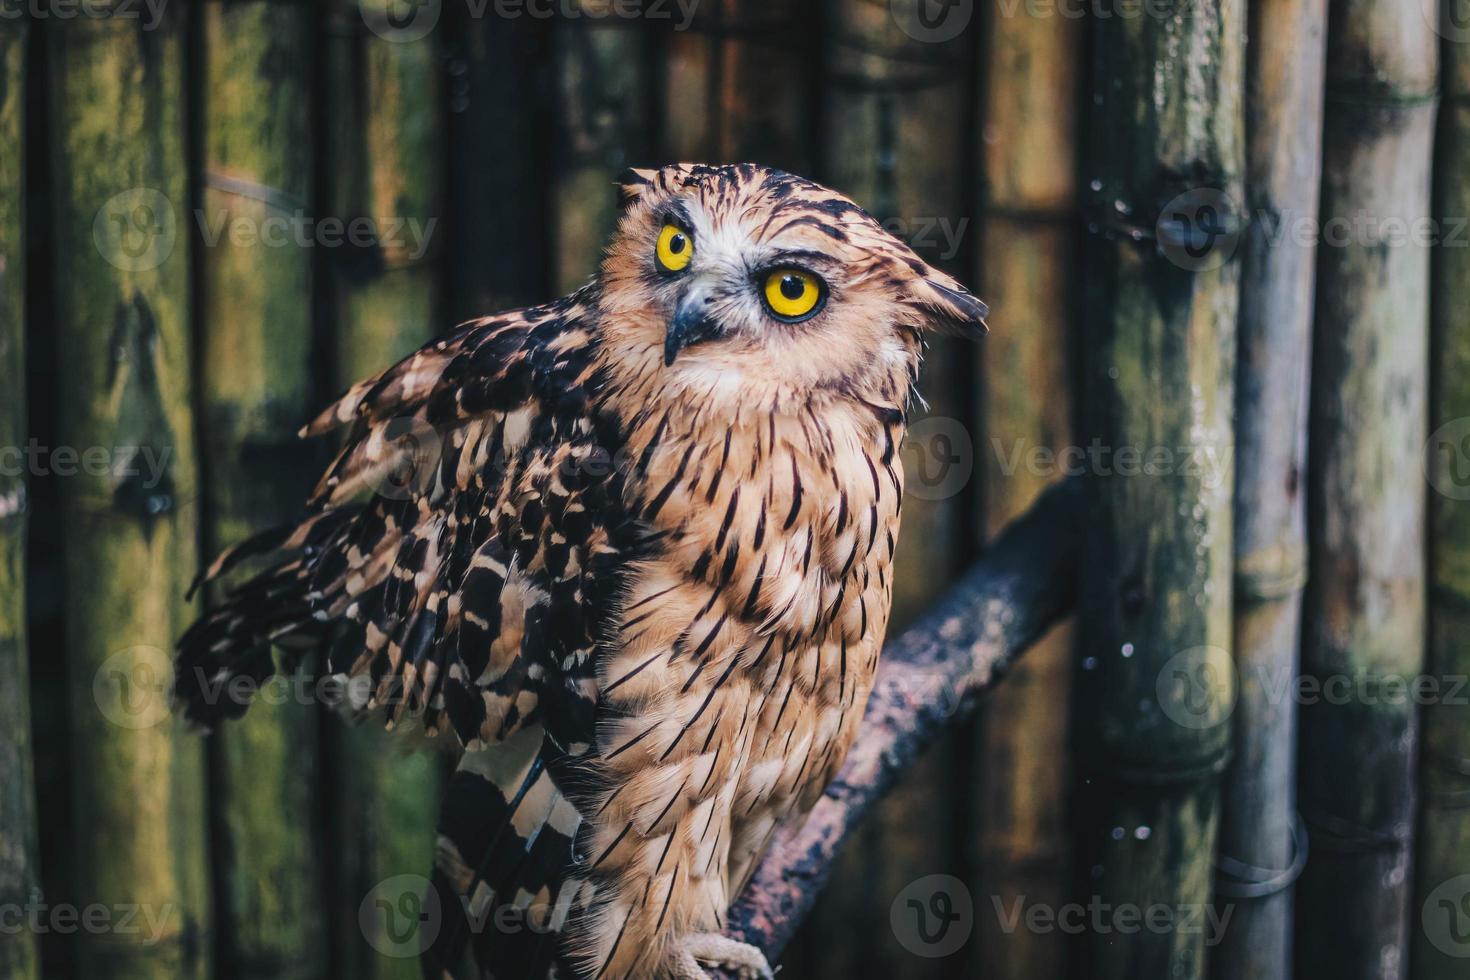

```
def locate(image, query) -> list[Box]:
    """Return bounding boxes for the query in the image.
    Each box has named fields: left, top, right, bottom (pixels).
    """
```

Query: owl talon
left=670, top=933, right=775, bottom=980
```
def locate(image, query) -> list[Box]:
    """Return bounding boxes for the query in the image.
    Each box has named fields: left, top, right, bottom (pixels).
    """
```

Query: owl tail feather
left=426, top=728, right=588, bottom=980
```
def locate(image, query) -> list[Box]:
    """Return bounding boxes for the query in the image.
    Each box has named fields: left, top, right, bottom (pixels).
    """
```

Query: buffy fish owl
left=175, top=163, right=988, bottom=979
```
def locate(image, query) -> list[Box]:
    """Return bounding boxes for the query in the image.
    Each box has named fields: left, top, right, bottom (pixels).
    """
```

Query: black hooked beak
left=664, top=293, right=722, bottom=366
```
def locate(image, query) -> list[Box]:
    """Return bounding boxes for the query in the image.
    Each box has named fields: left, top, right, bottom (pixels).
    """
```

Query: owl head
left=597, top=163, right=987, bottom=405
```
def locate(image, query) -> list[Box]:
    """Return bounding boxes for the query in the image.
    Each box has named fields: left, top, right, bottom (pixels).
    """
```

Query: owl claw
left=670, top=933, right=775, bottom=980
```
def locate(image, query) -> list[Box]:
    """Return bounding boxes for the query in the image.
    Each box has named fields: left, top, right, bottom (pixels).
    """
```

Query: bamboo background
left=1, top=1, right=1466, bottom=978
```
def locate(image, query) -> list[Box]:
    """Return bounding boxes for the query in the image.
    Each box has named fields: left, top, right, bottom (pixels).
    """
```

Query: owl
left=175, top=163, right=988, bottom=979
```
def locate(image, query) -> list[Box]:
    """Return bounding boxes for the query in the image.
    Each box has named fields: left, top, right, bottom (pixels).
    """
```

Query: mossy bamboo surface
left=444, top=4, right=552, bottom=319
left=323, top=4, right=444, bottom=976
left=973, top=4, right=1082, bottom=978
left=48, top=10, right=211, bottom=980
left=1075, top=2, right=1243, bottom=978
left=197, top=3, right=322, bottom=976
left=552, top=13, right=653, bottom=294
left=1212, top=1, right=1325, bottom=977
left=1298, top=4, right=1437, bottom=977
left=0, top=17, right=39, bottom=980
left=808, top=4, right=972, bottom=977
left=1415, top=6, right=1470, bottom=975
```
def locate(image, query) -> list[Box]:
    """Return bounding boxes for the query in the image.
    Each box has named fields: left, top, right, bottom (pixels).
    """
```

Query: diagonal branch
left=722, top=477, right=1083, bottom=964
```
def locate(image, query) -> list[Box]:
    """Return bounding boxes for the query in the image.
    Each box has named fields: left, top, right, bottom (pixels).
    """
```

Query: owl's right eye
left=655, top=223, right=693, bottom=273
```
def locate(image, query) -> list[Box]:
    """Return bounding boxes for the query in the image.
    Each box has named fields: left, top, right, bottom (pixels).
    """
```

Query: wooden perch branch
left=721, top=478, right=1084, bottom=963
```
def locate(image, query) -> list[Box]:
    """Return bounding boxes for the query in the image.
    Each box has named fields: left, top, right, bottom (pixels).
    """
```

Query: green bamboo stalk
left=1211, top=1, right=1326, bottom=977
left=1415, top=6, right=1470, bottom=975
left=196, top=3, right=323, bottom=976
left=810, top=5, right=972, bottom=977
left=443, top=3, right=551, bottom=319
left=552, top=11, right=653, bottom=294
left=1074, top=2, right=1244, bottom=978
left=323, top=3, right=444, bottom=976
left=48, top=9, right=211, bottom=980
left=1298, top=3, right=1438, bottom=977
left=973, top=5, right=1082, bottom=978
left=0, top=16, right=39, bottom=980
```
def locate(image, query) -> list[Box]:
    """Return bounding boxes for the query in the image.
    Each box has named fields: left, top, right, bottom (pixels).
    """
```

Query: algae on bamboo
left=49, top=9, right=211, bottom=979
left=1413, top=2, right=1470, bottom=976
left=0, top=17, right=39, bottom=980
left=1074, top=3, right=1244, bottom=978
left=1298, top=4, right=1437, bottom=977
left=198, top=3, right=324, bottom=975
left=324, top=3, right=445, bottom=975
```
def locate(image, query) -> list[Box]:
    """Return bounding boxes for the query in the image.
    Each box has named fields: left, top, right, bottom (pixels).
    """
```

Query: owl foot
left=670, top=933, right=775, bottom=980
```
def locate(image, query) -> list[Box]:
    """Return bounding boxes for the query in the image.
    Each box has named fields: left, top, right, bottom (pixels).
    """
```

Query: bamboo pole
left=1415, top=6, right=1470, bottom=975
left=48, top=9, right=211, bottom=980
left=973, top=4, right=1082, bottom=978
left=196, top=3, right=323, bottom=976
left=660, top=4, right=714, bottom=163
left=811, top=5, right=973, bottom=977
left=323, top=4, right=444, bottom=976
left=1211, top=1, right=1326, bottom=977
left=1074, top=2, right=1244, bottom=978
left=551, top=9, right=653, bottom=294
left=714, top=0, right=812, bottom=174
left=660, top=0, right=815, bottom=173
left=443, top=2, right=552, bottom=319
left=0, top=17, right=39, bottom=980
left=1297, top=4, right=1437, bottom=977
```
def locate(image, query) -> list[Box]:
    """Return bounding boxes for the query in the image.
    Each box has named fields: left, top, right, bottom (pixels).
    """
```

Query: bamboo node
left=1301, top=808, right=1411, bottom=855
left=1234, top=540, right=1309, bottom=601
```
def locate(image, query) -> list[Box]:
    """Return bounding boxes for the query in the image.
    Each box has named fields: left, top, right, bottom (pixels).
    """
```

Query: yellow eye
left=762, top=268, right=825, bottom=321
left=656, top=223, right=693, bottom=272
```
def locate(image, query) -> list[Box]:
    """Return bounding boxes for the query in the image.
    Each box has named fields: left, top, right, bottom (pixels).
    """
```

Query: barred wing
left=174, top=288, right=635, bottom=756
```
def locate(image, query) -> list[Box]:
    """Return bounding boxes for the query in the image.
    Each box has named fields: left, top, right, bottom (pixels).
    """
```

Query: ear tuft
left=918, top=278, right=990, bottom=337
left=617, top=167, right=661, bottom=205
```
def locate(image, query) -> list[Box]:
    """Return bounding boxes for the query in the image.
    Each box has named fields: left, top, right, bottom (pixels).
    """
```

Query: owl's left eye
left=656, top=223, right=693, bottom=273
left=761, top=268, right=826, bottom=322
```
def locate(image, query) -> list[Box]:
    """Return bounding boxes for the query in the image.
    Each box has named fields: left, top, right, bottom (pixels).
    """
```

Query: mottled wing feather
left=176, top=288, right=626, bottom=759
